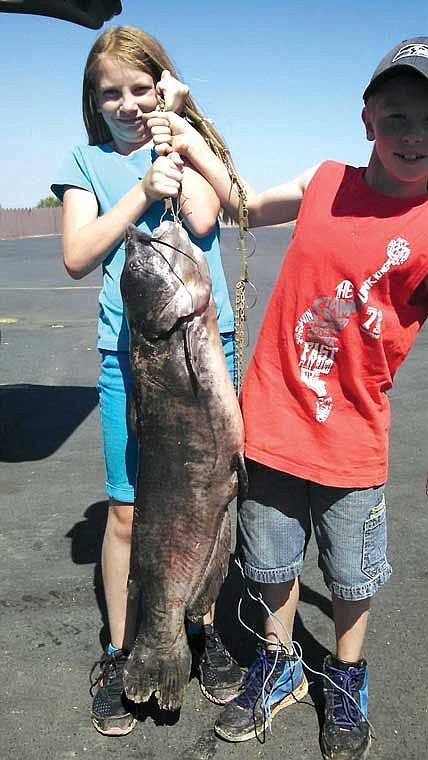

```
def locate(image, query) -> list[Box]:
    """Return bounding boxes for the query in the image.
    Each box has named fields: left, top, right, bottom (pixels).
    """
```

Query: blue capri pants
left=97, top=332, right=235, bottom=504
left=238, top=459, right=392, bottom=602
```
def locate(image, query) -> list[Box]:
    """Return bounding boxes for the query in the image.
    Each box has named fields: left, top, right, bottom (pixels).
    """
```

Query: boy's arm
left=246, top=167, right=318, bottom=227
left=146, top=112, right=317, bottom=227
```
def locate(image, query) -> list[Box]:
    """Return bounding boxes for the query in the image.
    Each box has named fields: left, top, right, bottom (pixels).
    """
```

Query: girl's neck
left=110, top=134, right=153, bottom=156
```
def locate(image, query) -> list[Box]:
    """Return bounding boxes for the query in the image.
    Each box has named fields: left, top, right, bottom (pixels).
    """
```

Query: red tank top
left=241, top=161, right=428, bottom=487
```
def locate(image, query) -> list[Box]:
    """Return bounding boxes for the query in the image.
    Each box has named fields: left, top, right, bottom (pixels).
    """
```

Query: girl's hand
left=141, top=152, right=184, bottom=203
left=146, top=113, right=174, bottom=157
left=156, top=70, right=189, bottom=113
left=145, top=111, right=205, bottom=158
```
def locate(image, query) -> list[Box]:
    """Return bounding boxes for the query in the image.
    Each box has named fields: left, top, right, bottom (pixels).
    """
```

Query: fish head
left=121, top=222, right=212, bottom=340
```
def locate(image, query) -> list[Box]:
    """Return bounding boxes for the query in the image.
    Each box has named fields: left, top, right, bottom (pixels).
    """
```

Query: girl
left=51, top=25, right=242, bottom=737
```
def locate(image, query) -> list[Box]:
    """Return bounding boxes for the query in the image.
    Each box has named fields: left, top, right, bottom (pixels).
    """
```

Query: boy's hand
left=156, top=70, right=189, bottom=114
left=141, top=153, right=184, bottom=203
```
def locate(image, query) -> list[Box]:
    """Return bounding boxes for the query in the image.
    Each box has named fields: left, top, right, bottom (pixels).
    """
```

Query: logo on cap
left=392, top=43, right=428, bottom=62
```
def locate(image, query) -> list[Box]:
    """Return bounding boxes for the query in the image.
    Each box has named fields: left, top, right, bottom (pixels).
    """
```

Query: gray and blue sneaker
left=214, top=647, right=308, bottom=742
left=321, top=655, right=371, bottom=759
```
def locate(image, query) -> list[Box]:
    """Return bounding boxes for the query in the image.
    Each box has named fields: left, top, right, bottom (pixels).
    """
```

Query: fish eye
left=128, top=254, right=169, bottom=278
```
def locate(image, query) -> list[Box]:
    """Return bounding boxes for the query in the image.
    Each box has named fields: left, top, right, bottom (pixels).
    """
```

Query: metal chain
left=157, top=102, right=251, bottom=393
left=220, top=150, right=250, bottom=394
left=234, top=192, right=249, bottom=393
left=156, top=95, right=174, bottom=217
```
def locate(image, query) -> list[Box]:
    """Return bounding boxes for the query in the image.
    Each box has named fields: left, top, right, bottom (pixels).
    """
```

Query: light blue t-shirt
left=51, top=143, right=234, bottom=351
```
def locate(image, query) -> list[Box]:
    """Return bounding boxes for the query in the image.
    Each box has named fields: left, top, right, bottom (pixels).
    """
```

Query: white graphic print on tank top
left=294, top=237, right=411, bottom=423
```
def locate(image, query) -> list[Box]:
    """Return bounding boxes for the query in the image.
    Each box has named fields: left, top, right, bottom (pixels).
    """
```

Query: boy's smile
left=362, top=73, right=428, bottom=197
left=96, top=60, right=158, bottom=155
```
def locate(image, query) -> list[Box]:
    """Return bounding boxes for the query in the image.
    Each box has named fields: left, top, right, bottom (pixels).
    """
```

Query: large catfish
left=120, top=221, right=246, bottom=711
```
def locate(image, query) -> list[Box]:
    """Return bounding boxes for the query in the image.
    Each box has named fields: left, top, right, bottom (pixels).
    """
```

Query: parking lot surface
left=0, top=229, right=427, bottom=759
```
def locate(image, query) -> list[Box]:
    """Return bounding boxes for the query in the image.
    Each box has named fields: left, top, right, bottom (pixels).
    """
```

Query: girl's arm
left=62, top=77, right=212, bottom=279
left=177, top=161, right=220, bottom=237
left=148, top=112, right=317, bottom=227
left=147, top=90, right=220, bottom=236
left=62, top=154, right=184, bottom=279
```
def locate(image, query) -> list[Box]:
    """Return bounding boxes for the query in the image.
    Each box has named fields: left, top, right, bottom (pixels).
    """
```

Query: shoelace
left=203, top=629, right=233, bottom=668
left=328, top=665, right=364, bottom=729
left=89, top=652, right=126, bottom=698
left=235, top=648, right=285, bottom=710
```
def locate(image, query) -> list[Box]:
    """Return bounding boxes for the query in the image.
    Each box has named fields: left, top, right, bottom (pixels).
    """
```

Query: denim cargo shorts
left=238, top=459, right=392, bottom=601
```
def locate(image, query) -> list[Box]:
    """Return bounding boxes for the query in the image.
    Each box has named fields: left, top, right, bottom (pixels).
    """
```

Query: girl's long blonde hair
left=83, top=25, right=231, bottom=167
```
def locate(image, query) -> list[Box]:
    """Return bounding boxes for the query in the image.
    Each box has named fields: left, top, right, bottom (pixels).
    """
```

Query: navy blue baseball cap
left=363, top=37, right=428, bottom=102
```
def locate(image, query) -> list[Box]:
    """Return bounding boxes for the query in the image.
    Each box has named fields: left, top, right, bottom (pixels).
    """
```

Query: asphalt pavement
left=0, top=229, right=427, bottom=760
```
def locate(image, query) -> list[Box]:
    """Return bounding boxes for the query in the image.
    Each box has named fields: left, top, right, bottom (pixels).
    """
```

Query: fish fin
left=232, top=451, right=248, bottom=497
left=183, top=323, right=200, bottom=393
left=186, top=510, right=231, bottom=621
left=124, top=629, right=191, bottom=711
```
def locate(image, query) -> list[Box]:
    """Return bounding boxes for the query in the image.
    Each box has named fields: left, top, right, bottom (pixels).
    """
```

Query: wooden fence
left=0, top=207, right=62, bottom=240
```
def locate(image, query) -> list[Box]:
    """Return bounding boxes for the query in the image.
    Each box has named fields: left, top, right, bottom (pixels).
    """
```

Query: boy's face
left=362, top=72, right=428, bottom=196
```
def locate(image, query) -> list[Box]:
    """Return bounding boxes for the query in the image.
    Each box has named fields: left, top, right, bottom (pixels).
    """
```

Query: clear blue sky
left=1, top=0, right=428, bottom=208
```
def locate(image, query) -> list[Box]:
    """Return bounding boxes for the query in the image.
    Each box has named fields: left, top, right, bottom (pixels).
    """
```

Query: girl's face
left=96, top=58, right=158, bottom=154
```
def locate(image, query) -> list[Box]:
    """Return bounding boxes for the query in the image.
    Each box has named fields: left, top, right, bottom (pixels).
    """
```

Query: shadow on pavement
left=298, top=583, right=333, bottom=720
left=66, top=500, right=109, bottom=647
left=0, top=383, right=98, bottom=461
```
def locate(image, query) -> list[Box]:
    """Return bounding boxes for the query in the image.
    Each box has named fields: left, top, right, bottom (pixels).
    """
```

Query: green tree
left=36, top=196, right=62, bottom=208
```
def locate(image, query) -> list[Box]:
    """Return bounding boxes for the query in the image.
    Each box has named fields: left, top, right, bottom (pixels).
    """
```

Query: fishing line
left=145, top=234, right=209, bottom=337
left=150, top=236, right=199, bottom=268
left=234, top=556, right=377, bottom=740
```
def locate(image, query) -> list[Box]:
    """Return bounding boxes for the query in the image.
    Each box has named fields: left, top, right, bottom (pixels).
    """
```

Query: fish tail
left=124, top=631, right=191, bottom=711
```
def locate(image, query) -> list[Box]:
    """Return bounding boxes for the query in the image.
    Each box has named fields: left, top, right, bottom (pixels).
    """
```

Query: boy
left=150, top=37, right=428, bottom=758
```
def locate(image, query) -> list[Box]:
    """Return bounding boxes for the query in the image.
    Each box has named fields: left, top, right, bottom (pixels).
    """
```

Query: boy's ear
left=362, top=106, right=375, bottom=141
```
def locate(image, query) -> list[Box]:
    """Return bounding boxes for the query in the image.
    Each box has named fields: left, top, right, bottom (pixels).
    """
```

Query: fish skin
left=120, top=221, right=246, bottom=711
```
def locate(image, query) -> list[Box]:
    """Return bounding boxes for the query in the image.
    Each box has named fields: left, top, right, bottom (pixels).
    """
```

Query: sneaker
left=321, top=655, right=371, bottom=760
left=197, top=624, right=245, bottom=705
left=214, top=647, right=308, bottom=742
left=90, top=649, right=137, bottom=736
